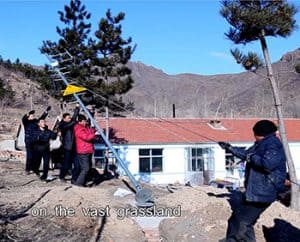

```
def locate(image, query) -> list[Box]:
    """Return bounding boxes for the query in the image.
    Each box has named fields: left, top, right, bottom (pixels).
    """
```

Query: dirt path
left=0, top=161, right=147, bottom=242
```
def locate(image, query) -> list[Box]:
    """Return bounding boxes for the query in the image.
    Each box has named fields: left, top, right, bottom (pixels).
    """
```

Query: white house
left=94, top=118, right=300, bottom=186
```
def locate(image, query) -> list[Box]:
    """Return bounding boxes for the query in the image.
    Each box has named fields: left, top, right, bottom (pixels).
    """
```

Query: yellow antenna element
left=63, top=84, right=87, bottom=96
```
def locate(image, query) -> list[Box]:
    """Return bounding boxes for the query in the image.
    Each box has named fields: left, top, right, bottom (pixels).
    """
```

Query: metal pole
left=105, top=106, right=109, bottom=139
left=48, top=60, right=142, bottom=192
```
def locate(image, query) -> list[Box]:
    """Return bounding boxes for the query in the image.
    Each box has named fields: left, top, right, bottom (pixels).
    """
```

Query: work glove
left=46, top=106, right=51, bottom=112
left=218, top=141, right=232, bottom=150
left=28, top=110, right=35, bottom=115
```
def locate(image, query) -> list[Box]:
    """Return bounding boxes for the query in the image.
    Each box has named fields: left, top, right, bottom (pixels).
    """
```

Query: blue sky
left=1, top=0, right=300, bottom=75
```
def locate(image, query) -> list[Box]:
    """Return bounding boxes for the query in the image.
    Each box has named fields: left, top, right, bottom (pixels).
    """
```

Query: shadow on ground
left=263, top=218, right=300, bottom=242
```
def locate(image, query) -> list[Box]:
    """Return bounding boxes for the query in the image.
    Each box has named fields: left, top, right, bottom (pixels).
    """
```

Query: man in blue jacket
left=219, top=120, right=286, bottom=242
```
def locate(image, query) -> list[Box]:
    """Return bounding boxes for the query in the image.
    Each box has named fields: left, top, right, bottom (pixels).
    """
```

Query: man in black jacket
left=33, top=119, right=57, bottom=180
left=58, top=105, right=80, bottom=182
left=22, top=106, right=51, bottom=174
left=219, top=120, right=286, bottom=242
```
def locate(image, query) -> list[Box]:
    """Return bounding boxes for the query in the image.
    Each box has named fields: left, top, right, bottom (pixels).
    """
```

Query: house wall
left=109, top=141, right=300, bottom=186
left=115, top=143, right=220, bottom=185
left=121, top=144, right=187, bottom=184
left=289, top=143, right=300, bottom=180
left=214, top=145, right=227, bottom=179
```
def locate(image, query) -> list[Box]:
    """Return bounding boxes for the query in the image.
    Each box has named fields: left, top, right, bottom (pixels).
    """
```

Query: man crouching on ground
left=73, top=114, right=96, bottom=186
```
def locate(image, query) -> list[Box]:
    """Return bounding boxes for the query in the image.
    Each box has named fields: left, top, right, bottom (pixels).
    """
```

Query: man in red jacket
left=73, top=114, right=96, bottom=186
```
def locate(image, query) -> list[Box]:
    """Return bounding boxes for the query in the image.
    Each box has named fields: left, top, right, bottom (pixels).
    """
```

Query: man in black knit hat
left=219, top=120, right=286, bottom=242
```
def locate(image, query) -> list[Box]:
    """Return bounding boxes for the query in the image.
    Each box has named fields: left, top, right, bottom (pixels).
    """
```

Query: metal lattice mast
left=45, top=52, right=153, bottom=205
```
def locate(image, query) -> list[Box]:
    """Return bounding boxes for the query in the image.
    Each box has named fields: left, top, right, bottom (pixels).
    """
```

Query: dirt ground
left=1, top=159, right=300, bottom=242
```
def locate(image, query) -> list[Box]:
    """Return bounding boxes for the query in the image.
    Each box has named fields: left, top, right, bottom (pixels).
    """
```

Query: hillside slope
left=0, top=65, right=60, bottom=135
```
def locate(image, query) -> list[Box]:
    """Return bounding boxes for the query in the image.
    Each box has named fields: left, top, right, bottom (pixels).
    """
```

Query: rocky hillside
left=0, top=65, right=60, bottom=133
left=1, top=48, right=300, bottom=121
left=126, top=48, right=300, bottom=118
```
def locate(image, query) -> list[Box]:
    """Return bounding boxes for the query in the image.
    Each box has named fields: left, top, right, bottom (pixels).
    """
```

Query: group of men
left=22, top=105, right=96, bottom=186
left=22, top=107, right=288, bottom=241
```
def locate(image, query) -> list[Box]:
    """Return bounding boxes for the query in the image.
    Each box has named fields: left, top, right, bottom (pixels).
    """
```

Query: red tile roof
left=96, top=118, right=300, bottom=145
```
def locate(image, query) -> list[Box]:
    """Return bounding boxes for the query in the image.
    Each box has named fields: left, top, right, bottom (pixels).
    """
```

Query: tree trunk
left=260, top=33, right=300, bottom=210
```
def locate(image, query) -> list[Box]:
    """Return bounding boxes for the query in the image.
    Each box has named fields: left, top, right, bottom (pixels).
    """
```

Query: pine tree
left=40, top=1, right=135, bottom=118
left=40, top=0, right=92, bottom=83
left=220, top=0, right=300, bottom=210
left=90, top=9, right=136, bottom=113
left=230, top=48, right=263, bottom=72
left=88, top=9, right=136, bottom=137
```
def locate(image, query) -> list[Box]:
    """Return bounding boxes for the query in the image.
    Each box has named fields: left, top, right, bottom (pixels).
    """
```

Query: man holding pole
left=73, top=114, right=96, bottom=186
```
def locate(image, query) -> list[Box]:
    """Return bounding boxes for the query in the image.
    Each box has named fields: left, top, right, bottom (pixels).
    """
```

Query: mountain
left=125, top=48, right=300, bottom=118
left=1, top=48, right=300, bottom=123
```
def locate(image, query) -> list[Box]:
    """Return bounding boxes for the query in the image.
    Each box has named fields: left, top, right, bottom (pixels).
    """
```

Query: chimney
left=172, top=104, right=176, bottom=118
left=209, top=119, right=221, bottom=127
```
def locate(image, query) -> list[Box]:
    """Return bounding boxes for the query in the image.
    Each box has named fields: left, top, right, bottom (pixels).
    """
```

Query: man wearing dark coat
left=33, top=119, right=57, bottom=180
left=58, top=105, right=80, bottom=182
left=219, top=120, right=286, bottom=242
left=73, top=114, right=96, bottom=186
left=22, top=106, right=51, bottom=174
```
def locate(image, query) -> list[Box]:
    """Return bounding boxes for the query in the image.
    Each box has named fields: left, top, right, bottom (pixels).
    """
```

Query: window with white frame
left=187, top=147, right=214, bottom=172
left=139, top=148, right=163, bottom=173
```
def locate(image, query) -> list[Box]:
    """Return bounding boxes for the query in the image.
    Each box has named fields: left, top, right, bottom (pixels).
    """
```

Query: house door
left=186, top=147, right=215, bottom=185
